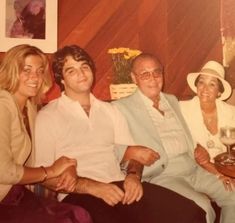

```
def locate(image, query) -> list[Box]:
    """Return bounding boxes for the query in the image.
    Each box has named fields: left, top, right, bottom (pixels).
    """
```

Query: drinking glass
left=220, top=127, right=235, bottom=164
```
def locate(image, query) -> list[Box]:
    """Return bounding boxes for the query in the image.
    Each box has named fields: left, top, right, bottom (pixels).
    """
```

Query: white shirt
left=180, top=96, right=235, bottom=161
left=35, top=93, right=135, bottom=185
left=139, top=91, right=188, bottom=158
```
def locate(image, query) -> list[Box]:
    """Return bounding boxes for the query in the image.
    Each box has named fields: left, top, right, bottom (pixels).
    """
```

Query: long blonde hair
left=0, top=44, right=52, bottom=104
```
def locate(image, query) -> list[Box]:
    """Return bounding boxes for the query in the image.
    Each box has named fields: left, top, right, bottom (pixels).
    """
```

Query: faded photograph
left=6, top=0, right=45, bottom=39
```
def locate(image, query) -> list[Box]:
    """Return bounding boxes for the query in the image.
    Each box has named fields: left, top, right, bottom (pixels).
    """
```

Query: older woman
left=0, top=44, right=92, bottom=222
left=180, top=60, right=235, bottom=189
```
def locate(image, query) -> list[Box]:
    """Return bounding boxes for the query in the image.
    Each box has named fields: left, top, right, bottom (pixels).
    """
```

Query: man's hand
left=56, top=166, right=78, bottom=192
left=94, top=182, right=125, bottom=206
left=75, top=178, right=124, bottom=206
left=122, top=173, right=143, bottom=205
left=49, top=156, right=77, bottom=178
left=124, top=146, right=160, bottom=166
left=194, top=144, right=210, bottom=165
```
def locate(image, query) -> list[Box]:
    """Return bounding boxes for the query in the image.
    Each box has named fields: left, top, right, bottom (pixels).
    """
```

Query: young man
left=113, top=53, right=235, bottom=223
left=34, top=45, right=206, bottom=223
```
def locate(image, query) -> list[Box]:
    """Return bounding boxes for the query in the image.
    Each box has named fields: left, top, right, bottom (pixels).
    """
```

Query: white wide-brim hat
left=187, top=60, right=232, bottom=100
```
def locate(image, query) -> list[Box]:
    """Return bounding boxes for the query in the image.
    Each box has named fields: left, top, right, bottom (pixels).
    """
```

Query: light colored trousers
left=149, top=154, right=235, bottom=223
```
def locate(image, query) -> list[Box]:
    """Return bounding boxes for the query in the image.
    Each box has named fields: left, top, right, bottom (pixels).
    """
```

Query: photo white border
left=0, top=0, right=58, bottom=53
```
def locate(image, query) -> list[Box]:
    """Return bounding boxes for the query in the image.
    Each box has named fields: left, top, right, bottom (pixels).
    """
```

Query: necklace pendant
left=207, top=139, right=215, bottom=148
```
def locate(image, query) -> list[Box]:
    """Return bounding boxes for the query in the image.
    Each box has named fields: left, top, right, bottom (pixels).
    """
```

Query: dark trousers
left=0, top=185, right=92, bottom=223
left=63, top=181, right=206, bottom=223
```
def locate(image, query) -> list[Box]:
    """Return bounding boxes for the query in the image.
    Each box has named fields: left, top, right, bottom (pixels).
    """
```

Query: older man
left=113, top=53, right=235, bottom=223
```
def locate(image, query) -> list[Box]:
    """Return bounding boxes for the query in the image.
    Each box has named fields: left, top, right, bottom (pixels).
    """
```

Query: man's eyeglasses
left=134, top=68, right=163, bottom=80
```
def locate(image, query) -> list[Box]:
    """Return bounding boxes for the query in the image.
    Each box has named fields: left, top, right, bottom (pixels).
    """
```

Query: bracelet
left=40, top=166, right=48, bottom=182
left=126, top=171, right=141, bottom=180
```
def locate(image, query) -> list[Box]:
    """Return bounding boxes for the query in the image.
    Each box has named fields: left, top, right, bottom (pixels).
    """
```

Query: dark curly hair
left=52, top=45, right=95, bottom=91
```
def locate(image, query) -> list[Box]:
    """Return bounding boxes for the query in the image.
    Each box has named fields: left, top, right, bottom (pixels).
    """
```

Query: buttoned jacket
left=113, top=90, right=196, bottom=181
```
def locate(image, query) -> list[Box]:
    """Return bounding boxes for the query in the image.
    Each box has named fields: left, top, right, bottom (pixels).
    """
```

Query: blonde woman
left=180, top=60, right=235, bottom=190
left=0, top=44, right=92, bottom=223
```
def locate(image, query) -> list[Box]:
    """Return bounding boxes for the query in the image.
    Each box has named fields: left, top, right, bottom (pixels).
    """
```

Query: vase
left=109, top=83, right=137, bottom=100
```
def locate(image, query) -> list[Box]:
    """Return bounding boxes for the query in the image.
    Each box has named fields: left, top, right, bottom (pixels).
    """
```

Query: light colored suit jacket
left=113, top=90, right=196, bottom=181
left=0, top=90, right=36, bottom=201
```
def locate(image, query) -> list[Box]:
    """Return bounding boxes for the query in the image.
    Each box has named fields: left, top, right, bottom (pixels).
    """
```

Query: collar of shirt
left=61, top=92, right=99, bottom=109
left=137, top=89, right=167, bottom=114
left=60, top=92, right=101, bottom=121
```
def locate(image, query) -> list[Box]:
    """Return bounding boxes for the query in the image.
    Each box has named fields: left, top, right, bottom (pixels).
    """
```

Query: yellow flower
left=117, top=47, right=129, bottom=53
left=108, top=48, right=118, bottom=54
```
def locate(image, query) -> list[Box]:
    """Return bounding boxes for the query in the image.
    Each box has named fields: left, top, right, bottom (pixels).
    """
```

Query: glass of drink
left=220, top=127, right=235, bottom=164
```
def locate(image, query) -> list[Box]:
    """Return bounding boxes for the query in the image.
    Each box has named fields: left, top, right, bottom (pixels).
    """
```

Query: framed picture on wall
left=0, top=0, right=57, bottom=53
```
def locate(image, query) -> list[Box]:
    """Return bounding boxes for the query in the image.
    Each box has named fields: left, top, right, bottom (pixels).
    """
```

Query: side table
left=214, top=152, right=235, bottom=178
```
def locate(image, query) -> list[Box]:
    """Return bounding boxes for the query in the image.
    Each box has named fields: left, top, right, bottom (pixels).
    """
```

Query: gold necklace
left=202, top=109, right=217, bottom=126
left=201, top=109, right=218, bottom=148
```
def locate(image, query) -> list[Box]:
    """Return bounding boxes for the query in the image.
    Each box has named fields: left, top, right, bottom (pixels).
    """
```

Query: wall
left=56, top=0, right=222, bottom=101
left=0, top=0, right=223, bottom=101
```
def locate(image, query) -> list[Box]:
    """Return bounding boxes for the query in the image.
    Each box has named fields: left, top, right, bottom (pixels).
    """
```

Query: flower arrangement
left=108, top=47, right=142, bottom=84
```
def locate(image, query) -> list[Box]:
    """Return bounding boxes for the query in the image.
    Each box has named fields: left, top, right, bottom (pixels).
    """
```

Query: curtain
left=221, top=0, right=235, bottom=67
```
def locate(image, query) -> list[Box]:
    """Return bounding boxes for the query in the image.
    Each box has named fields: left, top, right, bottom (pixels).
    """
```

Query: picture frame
left=0, top=0, right=58, bottom=53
